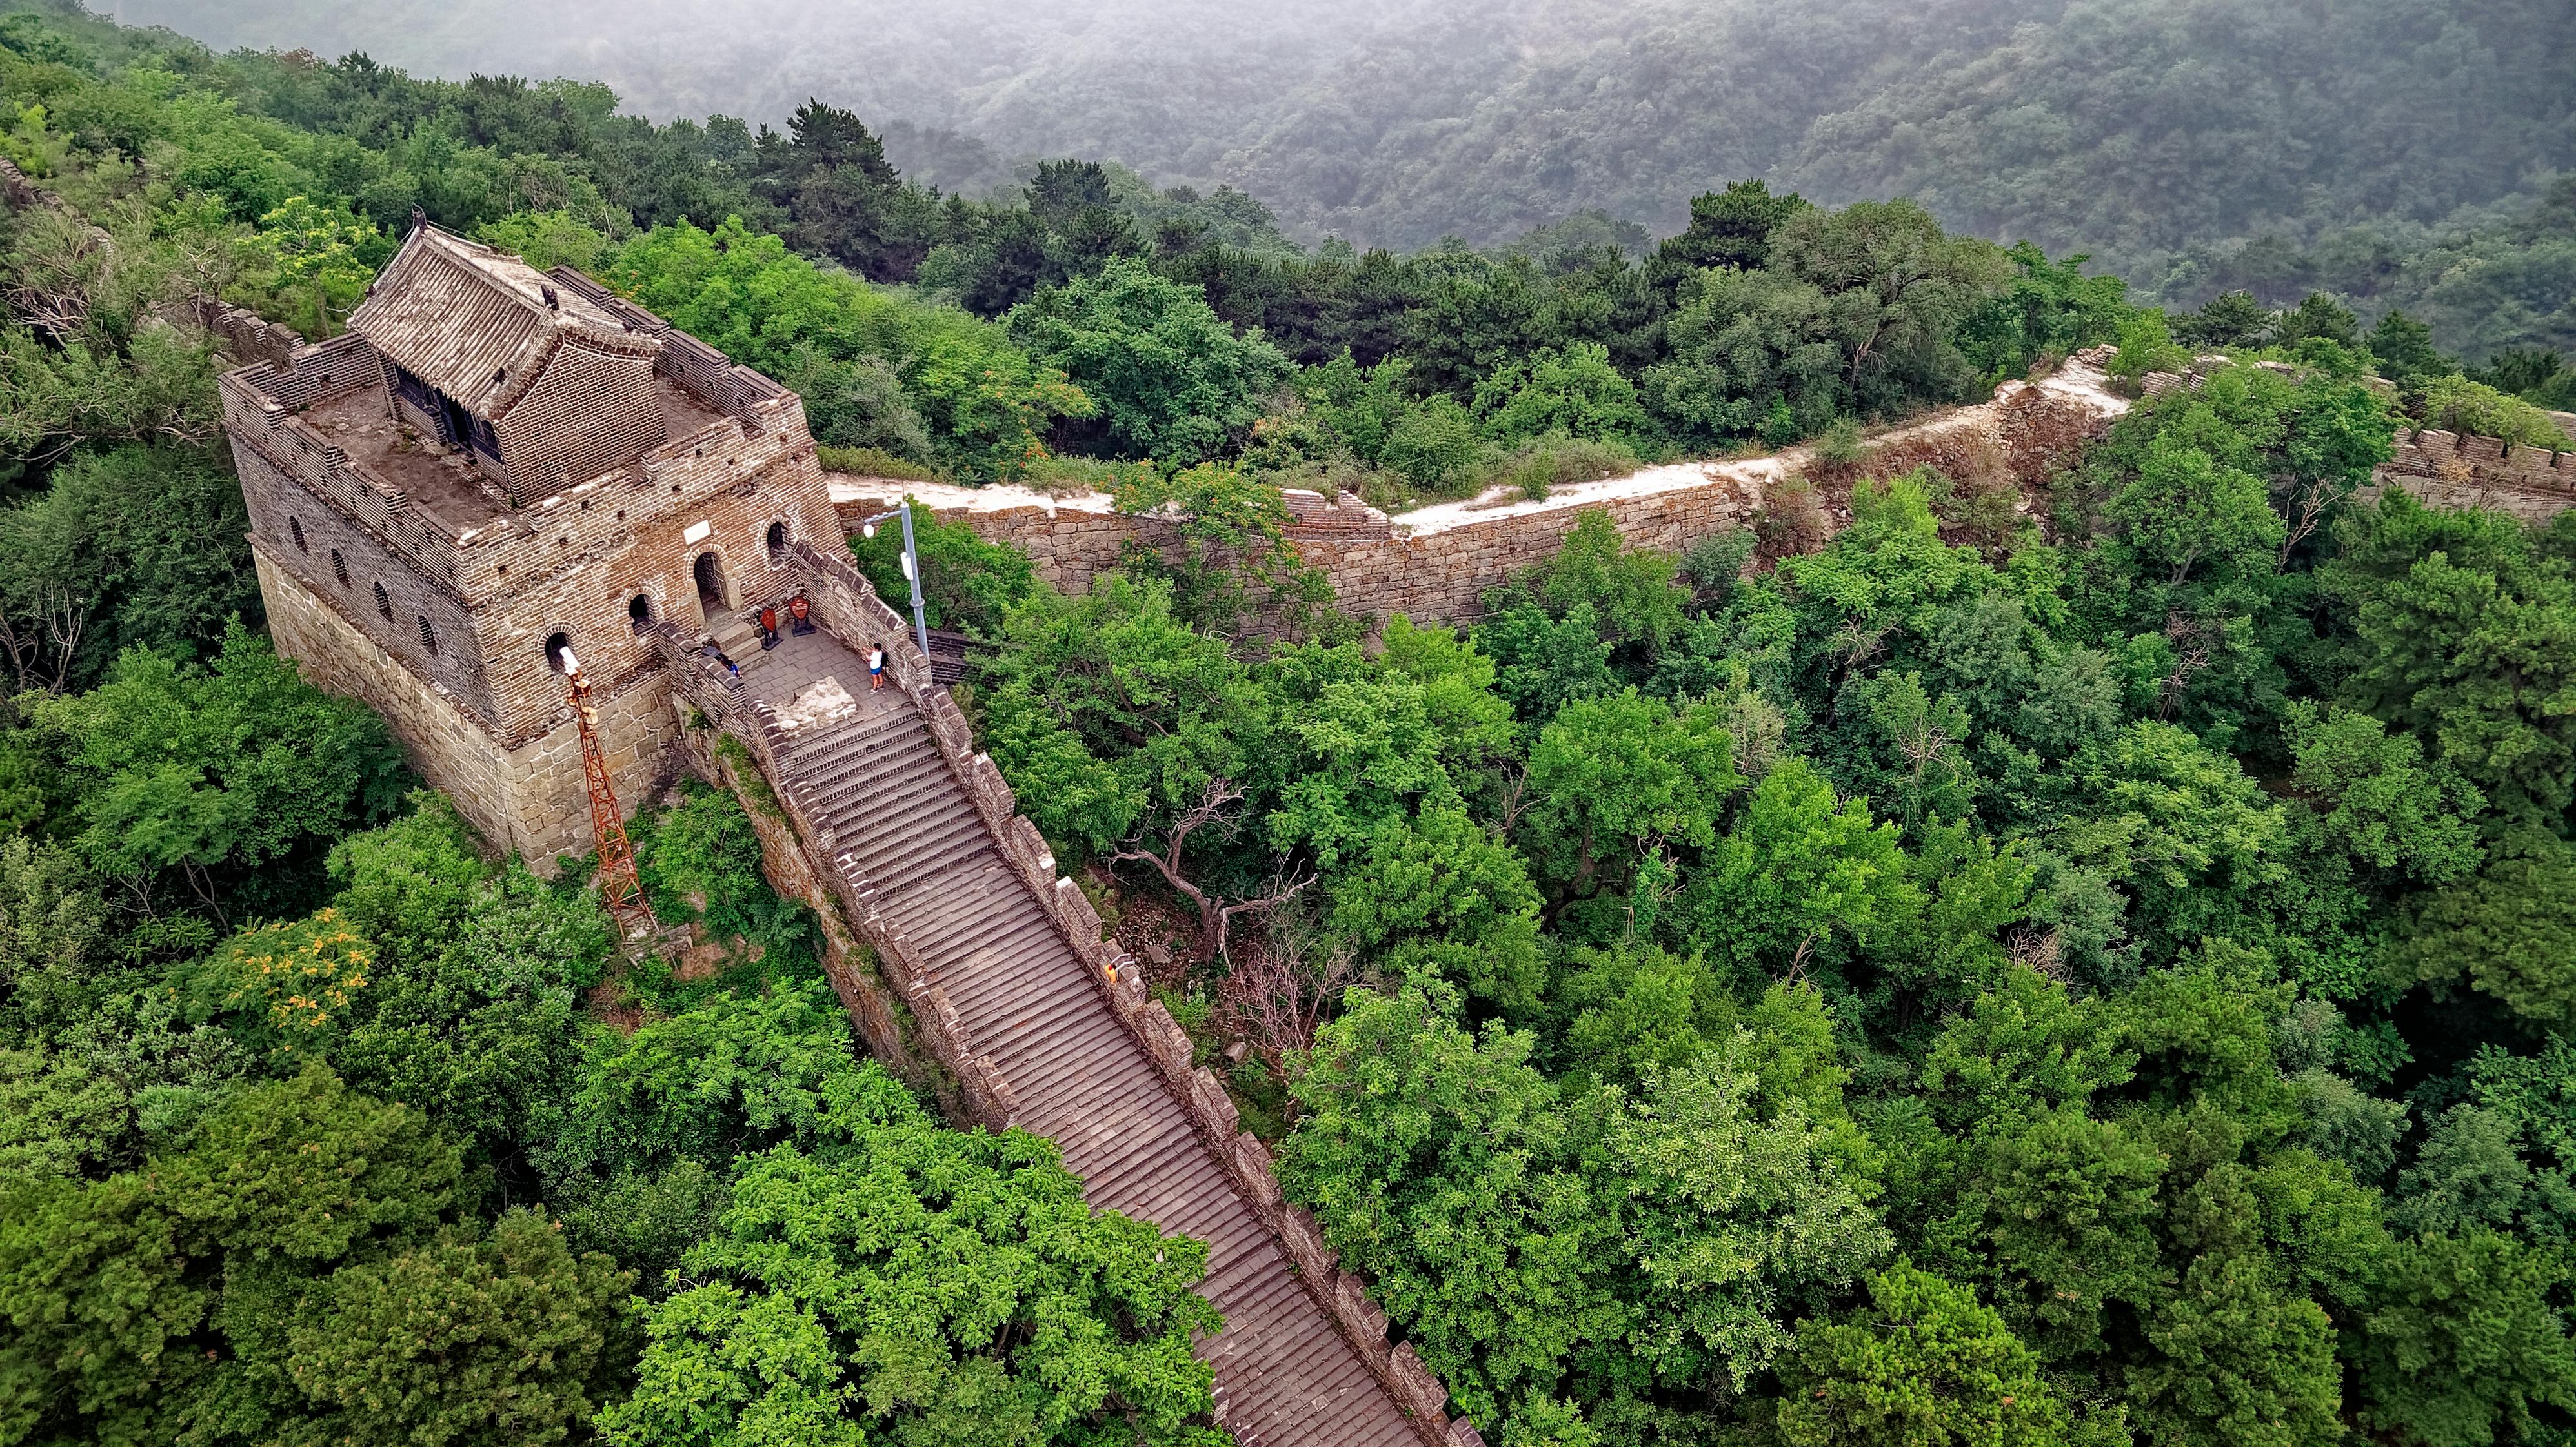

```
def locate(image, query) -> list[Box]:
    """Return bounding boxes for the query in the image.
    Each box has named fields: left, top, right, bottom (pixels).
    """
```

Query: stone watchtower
left=221, top=222, right=836, bottom=861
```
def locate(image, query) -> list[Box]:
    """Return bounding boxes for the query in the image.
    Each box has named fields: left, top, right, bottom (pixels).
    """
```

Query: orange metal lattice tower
left=565, top=654, right=652, bottom=936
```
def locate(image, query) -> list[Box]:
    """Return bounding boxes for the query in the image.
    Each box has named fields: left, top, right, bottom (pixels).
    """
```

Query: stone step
left=738, top=629, right=1437, bottom=1447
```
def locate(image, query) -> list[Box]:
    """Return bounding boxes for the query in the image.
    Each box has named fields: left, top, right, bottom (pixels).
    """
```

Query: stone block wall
left=838, top=473, right=1755, bottom=627
left=2377, top=427, right=2576, bottom=520
left=254, top=541, right=677, bottom=864
left=469, top=443, right=826, bottom=749
left=186, top=295, right=309, bottom=371
left=1304, top=478, right=1753, bottom=623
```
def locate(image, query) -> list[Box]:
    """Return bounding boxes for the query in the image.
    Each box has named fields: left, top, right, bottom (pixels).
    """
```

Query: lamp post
left=858, top=501, right=931, bottom=662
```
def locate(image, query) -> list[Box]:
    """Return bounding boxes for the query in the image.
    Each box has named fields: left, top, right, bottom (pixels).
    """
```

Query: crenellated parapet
left=647, top=540, right=1484, bottom=1447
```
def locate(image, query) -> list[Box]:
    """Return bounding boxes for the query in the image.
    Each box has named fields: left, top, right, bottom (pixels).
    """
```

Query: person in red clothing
left=757, top=603, right=781, bottom=650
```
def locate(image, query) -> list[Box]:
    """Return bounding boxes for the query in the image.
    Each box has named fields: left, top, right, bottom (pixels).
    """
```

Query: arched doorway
left=693, top=550, right=730, bottom=623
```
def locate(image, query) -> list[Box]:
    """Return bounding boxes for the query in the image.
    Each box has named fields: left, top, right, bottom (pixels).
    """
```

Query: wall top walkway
left=655, top=545, right=1478, bottom=1447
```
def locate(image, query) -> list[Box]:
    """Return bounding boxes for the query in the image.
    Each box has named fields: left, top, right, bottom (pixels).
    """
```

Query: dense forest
left=3, top=1, right=2575, bottom=1445
left=118, top=0, right=2576, bottom=352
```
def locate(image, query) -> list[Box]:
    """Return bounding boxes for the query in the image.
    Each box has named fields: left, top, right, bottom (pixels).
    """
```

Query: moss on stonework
left=714, top=732, right=789, bottom=824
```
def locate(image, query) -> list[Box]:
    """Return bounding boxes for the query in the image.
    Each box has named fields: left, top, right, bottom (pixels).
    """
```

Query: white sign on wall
left=682, top=520, right=712, bottom=544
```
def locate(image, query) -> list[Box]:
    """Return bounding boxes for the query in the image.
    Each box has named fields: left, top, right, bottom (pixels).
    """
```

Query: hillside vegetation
left=120, top=0, right=2576, bottom=336
left=1, top=4, right=2574, bottom=1447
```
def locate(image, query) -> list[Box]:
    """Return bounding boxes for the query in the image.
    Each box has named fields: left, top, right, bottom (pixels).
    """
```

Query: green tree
left=1280, top=982, right=1610, bottom=1425
left=244, top=196, right=385, bottom=336
left=1522, top=689, right=1738, bottom=906
left=1767, top=199, right=2010, bottom=415
left=1646, top=179, right=1810, bottom=281
left=30, top=627, right=408, bottom=917
left=2349, top=1230, right=2576, bottom=1447
left=1473, top=602, right=1619, bottom=725
left=2281, top=702, right=2485, bottom=887
left=1007, top=256, right=1292, bottom=464
left=276, top=1209, right=631, bottom=1447
left=976, top=571, right=1263, bottom=858
left=598, top=1062, right=1227, bottom=1447
left=0, top=1068, right=626, bottom=1446
left=1603, top=1030, right=1891, bottom=1395
left=1682, top=757, right=1913, bottom=982
left=2323, top=491, right=2576, bottom=822
left=2037, top=722, right=2286, bottom=960
left=1776, top=1263, right=2071, bottom=1447
left=2366, top=310, right=2448, bottom=383
left=1330, top=804, right=1545, bottom=1015
left=1535, top=510, right=1689, bottom=653
left=2107, top=433, right=2283, bottom=588
left=0, top=442, right=259, bottom=692
left=1382, top=394, right=1483, bottom=491
left=605, top=218, right=1090, bottom=480
left=849, top=500, right=1036, bottom=634
left=1471, top=341, right=1650, bottom=447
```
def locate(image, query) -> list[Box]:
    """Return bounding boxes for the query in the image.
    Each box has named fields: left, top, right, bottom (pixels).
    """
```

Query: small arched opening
left=288, top=516, right=307, bottom=552
left=765, top=520, right=788, bottom=560
left=693, top=550, right=730, bottom=620
left=544, top=631, right=573, bottom=673
left=417, top=616, right=439, bottom=657
left=373, top=582, right=393, bottom=621
left=629, top=594, right=654, bottom=631
left=330, top=549, right=349, bottom=587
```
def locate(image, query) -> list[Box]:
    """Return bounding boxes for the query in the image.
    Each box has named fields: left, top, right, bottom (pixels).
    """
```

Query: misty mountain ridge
left=113, top=0, right=2576, bottom=309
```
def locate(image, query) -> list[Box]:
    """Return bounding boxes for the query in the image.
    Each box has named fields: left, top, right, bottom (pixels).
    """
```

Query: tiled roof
left=348, top=224, right=658, bottom=421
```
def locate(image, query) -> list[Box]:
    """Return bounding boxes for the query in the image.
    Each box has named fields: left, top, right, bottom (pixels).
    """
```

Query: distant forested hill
left=122, top=0, right=2575, bottom=265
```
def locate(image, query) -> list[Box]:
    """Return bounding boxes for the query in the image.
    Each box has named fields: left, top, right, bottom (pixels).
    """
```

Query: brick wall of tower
left=253, top=540, right=680, bottom=864
left=490, top=341, right=667, bottom=503
left=233, top=440, right=499, bottom=719
left=468, top=441, right=830, bottom=746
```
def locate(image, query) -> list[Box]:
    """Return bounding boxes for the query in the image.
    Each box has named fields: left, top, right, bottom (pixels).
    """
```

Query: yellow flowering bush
left=210, top=907, right=372, bottom=1044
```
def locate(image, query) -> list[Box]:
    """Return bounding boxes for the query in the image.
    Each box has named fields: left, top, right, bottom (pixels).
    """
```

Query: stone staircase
left=654, top=543, right=1474, bottom=1447
left=779, top=698, right=1428, bottom=1447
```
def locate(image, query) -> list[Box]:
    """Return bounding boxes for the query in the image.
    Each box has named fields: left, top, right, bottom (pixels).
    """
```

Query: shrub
left=1493, top=432, right=1640, bottom=500
left=2415, top=374, right=2572, bottom=448
left=815, top=444, right=940, bottom=480
left=1382, top=394, right=1482, bottom=492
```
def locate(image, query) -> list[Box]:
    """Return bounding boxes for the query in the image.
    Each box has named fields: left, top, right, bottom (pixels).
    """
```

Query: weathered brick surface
left=2375, top=426, right=2576, bottom=520
left=253, top=541, right=676, bottom=862
left=834, top=365, right=2127, bottom=629
left=224, top=228, right=840, bottom=863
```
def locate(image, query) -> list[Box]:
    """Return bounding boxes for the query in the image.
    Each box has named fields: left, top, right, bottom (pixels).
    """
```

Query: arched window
left=374, top=582, right=394, bottom=621
left=330, top=549, right=349, bottom=587
left=629, top=594, right=654, bottom=629
left=765, top=520, right=788, bottom=559
left=288, top=516, right=307, bottom=552
left=417, top=616, right=439, bottom=656
left=544, top=632, right=572, bottom=673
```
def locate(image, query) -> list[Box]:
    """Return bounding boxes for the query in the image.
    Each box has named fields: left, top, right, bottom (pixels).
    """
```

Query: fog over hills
left=120, top=0, right=2576, bottom=281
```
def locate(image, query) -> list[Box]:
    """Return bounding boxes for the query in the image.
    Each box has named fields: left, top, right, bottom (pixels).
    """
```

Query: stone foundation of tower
left=254, top=541, right=682, bottom=866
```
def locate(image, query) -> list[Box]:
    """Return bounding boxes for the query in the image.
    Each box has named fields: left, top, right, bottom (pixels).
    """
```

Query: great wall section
left=837, top=350, right=2576, bottom=618
left=649, top=542, right=1473, bottom=1447
left=17, top=130, right=2562, bottom=1440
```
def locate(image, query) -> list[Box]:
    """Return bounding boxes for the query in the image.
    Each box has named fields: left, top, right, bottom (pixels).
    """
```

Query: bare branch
left=1223, top=924, right=1358, bottom=1069
left=1110, top=778, right=1258, bottom=963
left=2277, top=476, right=2355, bottom=570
